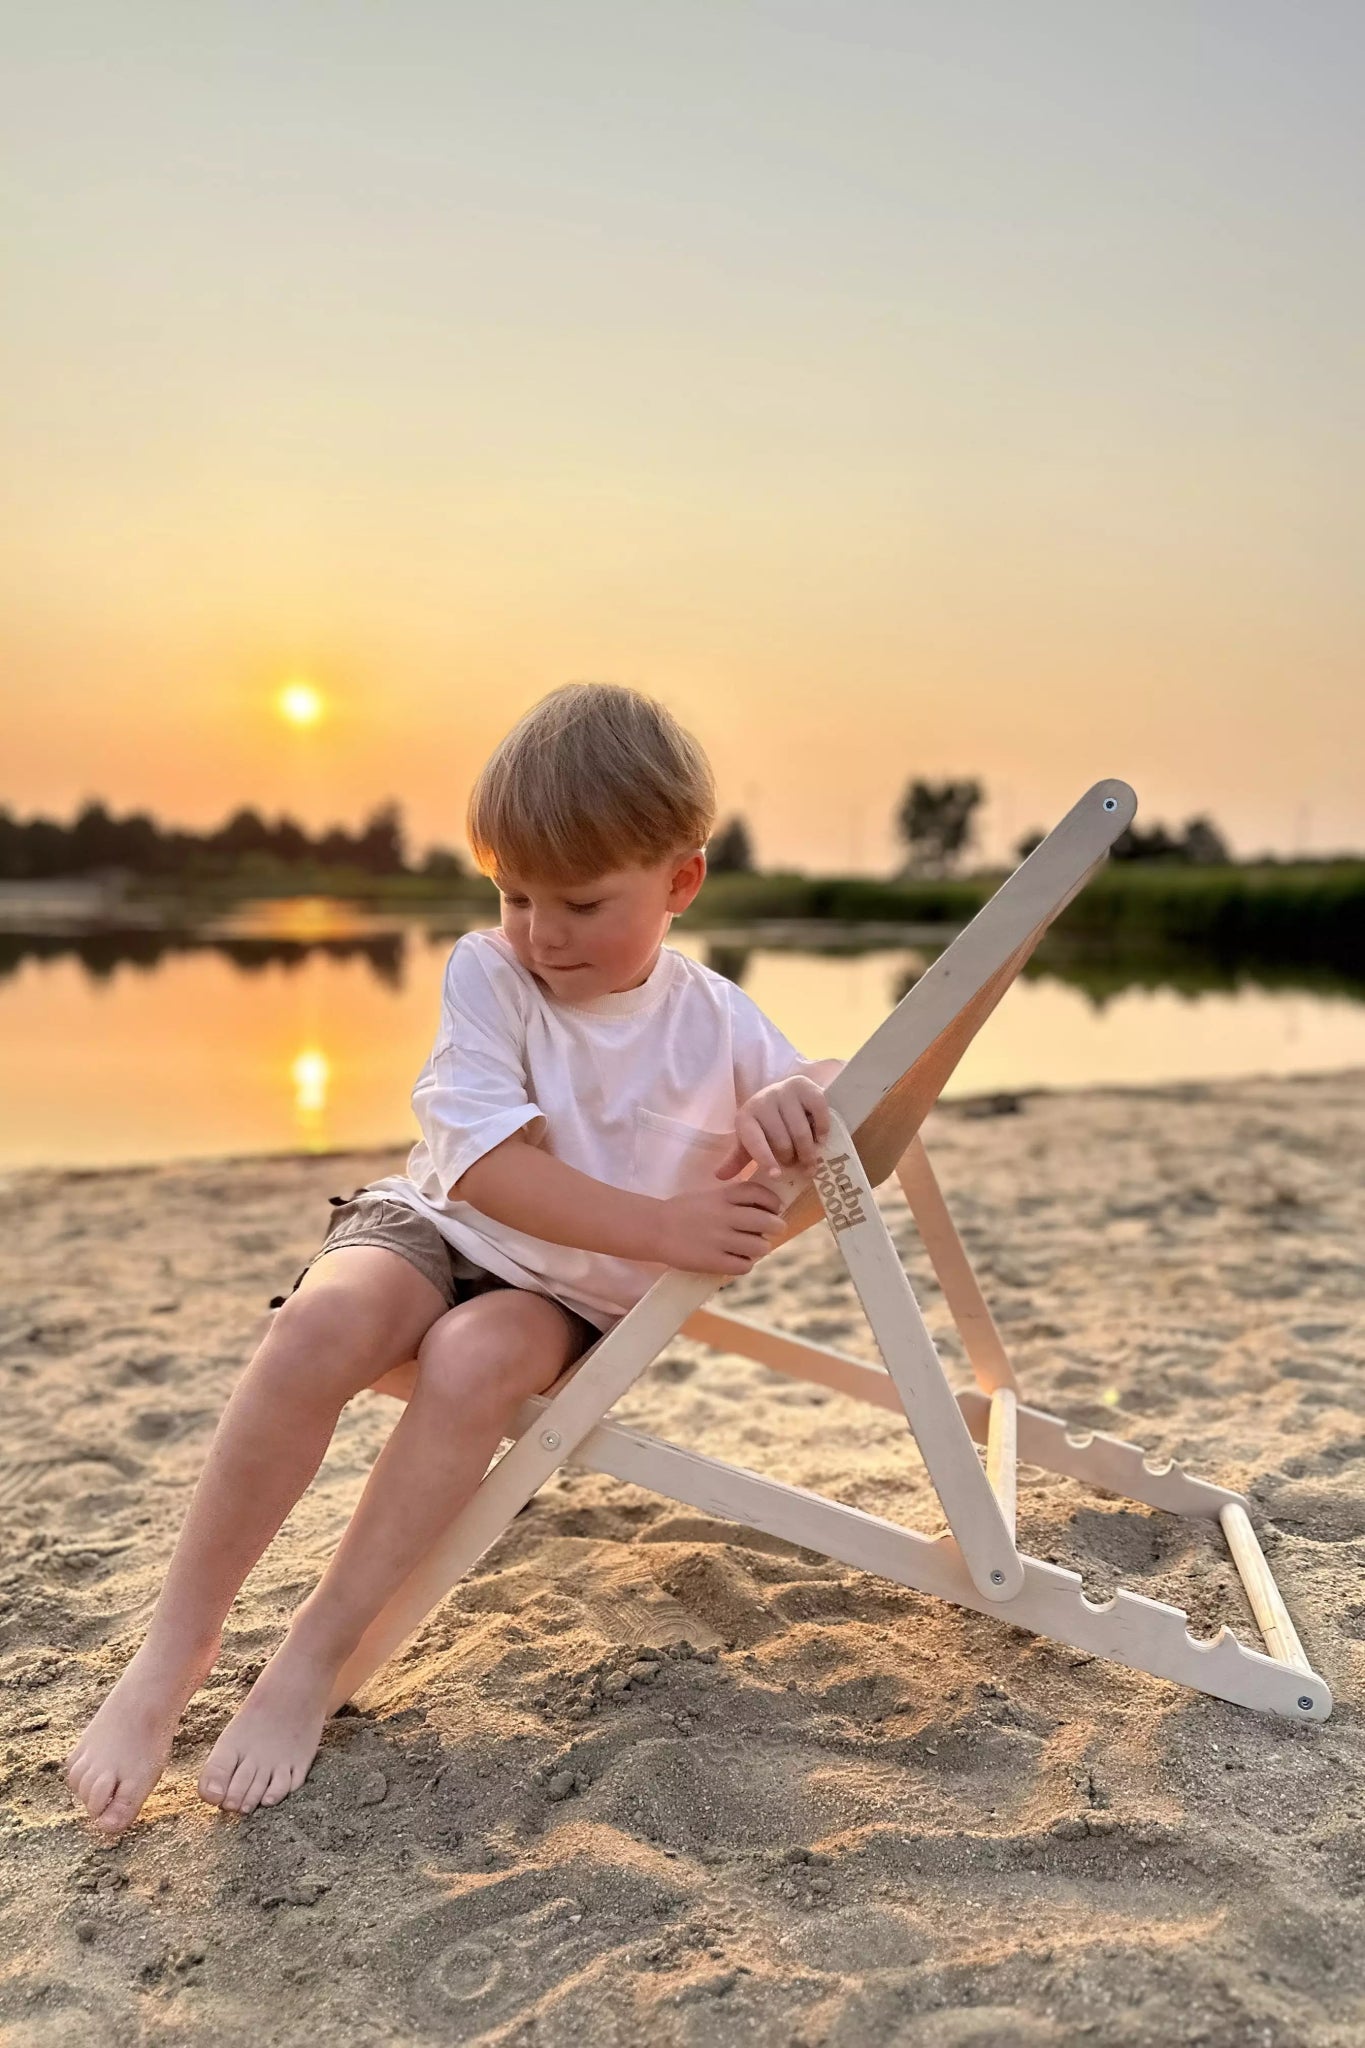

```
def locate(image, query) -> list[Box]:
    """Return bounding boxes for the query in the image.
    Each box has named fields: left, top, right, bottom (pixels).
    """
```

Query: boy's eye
left=502, top=896, right=600, bottom=913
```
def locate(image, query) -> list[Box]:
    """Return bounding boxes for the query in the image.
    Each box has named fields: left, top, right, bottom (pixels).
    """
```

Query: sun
left=277, top=678, right=325, bottom=728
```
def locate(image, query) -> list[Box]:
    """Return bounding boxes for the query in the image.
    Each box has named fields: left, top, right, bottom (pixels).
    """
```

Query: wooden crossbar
left=1219, top=1502, right=1312, bottom=1675
left=895, top=1137, right=1017, bottom=1395
left=679, top=1305, right=902, bottom=1413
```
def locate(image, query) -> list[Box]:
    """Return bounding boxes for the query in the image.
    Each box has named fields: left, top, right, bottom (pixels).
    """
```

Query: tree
left=1180, top=814, right=1231, bottom=865
left=353, top=801, right=407, bottom=875
left=109, top=809, right=162, bottom=873
left=214, top=806, right=275, bottom=860
left=706, top=815, right=755, bottom=874
left=69, top=800, right=122, bottom=872
left=894, top=777, right=983, bottom=877
left=1110, top=814, right=1231, bottom=864
left=266, top=813, right=312, bottom=864
left=316, top=824, right=362, bottom=868
left=420, top=845, right=467, bottom=880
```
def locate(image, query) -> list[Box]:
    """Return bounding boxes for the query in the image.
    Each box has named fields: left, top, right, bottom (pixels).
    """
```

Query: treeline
left=0, top=800, right=450, bottom=882
left=0, top=784, right=1351, bottom=886
left=0, top=798, right=764, bottom=884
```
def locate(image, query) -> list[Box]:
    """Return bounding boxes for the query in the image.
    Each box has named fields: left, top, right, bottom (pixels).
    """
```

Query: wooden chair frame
left=327, top=780, right=1331, bottom=1724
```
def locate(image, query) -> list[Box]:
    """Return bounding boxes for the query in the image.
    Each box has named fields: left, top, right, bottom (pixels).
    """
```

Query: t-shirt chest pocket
left=631, top=1104, right=734, bottom=1199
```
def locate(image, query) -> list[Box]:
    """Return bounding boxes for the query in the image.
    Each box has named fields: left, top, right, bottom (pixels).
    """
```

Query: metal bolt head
left=1298, top=1695, right=1314, bottom=1712
left=1103, top=796, right=1118, bottom=811
left=990, top=1569, right=1005, bottom=1585
left=540, top=1429, right=561, bottom=1451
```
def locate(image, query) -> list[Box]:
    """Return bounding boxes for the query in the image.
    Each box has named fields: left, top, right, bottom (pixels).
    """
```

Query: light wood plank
left=810, top=1107, right=1023, bottom=1601
left=986, top=1386, right=1018, bottom=1536
left=894, top=1137, right=1018, bottom=1395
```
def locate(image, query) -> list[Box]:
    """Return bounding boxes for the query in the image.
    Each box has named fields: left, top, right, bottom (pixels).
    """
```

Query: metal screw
left=990, top=1569, right=1005, bottom=1585
left=1298, top=1695, right=1314, bottom=1712
left=540, top=1429, right=561, bottom=1450
left=1103, top=796, right=1118, bottom=811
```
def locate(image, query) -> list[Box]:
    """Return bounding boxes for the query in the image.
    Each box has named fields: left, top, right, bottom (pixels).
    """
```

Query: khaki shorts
left=268, top=1185, right=600, bottom=1361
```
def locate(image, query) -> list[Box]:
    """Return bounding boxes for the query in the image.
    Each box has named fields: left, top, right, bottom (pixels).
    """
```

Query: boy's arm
left=797, top=1059, right=845, bottom=1090
left=451, top=1133, right=668, bottom=1264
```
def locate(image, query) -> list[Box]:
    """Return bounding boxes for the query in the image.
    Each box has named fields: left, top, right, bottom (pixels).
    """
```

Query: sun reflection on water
left=291, top=1047, right=330, bottom=1124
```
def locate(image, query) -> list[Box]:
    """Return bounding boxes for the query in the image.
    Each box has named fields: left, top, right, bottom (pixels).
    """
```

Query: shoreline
left=7, top=1062, right=1365, bottom=1195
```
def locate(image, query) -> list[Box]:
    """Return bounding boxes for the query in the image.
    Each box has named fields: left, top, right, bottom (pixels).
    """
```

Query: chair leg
left=813, top=1108, right=1024, bottom=1602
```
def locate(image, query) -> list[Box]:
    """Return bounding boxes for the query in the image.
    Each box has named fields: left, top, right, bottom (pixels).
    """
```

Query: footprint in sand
left=428, top=1938, right=502, bottom=2004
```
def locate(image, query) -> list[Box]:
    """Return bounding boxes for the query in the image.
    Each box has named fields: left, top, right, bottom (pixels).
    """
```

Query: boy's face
left=494, top=848, right=706, bottom=998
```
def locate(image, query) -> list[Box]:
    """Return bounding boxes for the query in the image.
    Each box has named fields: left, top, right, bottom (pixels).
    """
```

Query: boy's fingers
left=713, top=1139, right=745, bottom=1180
left=778, top=1096, right=819, bottom=1167
left=739, top=1112, right=782, bottom=1180
left=730, top=1199, right=782, bottom=1235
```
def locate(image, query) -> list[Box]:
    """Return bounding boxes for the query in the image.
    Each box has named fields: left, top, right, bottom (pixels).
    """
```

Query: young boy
left=65, top=682, right=842, bottom=1833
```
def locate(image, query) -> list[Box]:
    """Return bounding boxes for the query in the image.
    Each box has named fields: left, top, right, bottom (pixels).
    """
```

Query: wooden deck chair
left=327, top=779, right=1330, bottom=1724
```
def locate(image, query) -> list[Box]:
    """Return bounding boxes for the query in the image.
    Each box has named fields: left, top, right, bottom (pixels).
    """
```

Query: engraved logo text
left=812, top=1151, right=866, bottom=1233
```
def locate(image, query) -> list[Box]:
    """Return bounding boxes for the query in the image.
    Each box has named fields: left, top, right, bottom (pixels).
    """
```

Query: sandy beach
left=2, top=1069, right=1362, bottom=2047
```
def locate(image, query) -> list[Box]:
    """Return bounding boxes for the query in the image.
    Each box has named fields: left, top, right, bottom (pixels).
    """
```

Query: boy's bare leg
left=63, top=1248, right=448, bottom=1834
left=196, top=1286, right=580, bottom=1816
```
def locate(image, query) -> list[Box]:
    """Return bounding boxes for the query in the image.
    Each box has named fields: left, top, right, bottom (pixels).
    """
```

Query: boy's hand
left=651, top=1179, right=787, bottom=1276
left=713, top=1076, right=832, bottom=1184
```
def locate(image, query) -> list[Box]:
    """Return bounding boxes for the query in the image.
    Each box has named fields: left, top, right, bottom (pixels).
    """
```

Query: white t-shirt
left=363, top=926, right=828, bottom=1332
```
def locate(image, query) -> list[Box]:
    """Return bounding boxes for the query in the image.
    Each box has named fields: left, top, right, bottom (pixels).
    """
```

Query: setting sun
left=277, top=679, right=325, bottom=728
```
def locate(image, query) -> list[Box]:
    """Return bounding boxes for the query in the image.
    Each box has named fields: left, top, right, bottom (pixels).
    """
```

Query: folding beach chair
left=327, top=780, right=1330, bottom=1724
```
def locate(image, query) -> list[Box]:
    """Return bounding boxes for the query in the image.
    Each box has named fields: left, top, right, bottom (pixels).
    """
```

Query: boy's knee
left=263, top=1287, right=389, bottom=1384
left=415, top=1311, right=543, bottom=1422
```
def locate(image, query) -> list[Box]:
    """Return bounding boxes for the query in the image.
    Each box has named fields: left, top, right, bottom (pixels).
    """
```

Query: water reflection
left=2, top=905, right=1363, bottom=1172
left=0, top=923, right=414, bottom=992
left=5, top=912, right=1364, bottom=1009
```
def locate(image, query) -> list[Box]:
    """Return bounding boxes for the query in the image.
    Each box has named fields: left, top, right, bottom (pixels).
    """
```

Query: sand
left=1, top=1070, right=1363, bottom=2047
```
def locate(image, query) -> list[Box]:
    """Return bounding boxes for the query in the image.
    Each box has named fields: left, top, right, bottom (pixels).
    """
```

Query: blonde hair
left=467, top=683, right=718, bottom=885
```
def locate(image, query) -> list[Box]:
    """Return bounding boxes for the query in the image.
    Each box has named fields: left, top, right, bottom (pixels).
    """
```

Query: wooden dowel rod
left=1219, top=1501, right=1311, bottom=1675
left=986, top=1386, right=1017, bottom=1537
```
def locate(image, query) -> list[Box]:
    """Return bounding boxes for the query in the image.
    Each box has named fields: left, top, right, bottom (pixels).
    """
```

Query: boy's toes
left=82, top=1768, right=118, bottom=1821
left=197, top=1755, right=234, bottom=1806
left=259, top=1764, right=292, bottom=1807
left=221, top=1755, right=259, bottom=1812
left=238, top=1766, right=273, bottom=1816
left=94, top=1787, right=141, bottom=1835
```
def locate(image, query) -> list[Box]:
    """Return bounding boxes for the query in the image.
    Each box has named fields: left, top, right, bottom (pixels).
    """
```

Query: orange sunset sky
left=4, top=3, right=1362, bottom=873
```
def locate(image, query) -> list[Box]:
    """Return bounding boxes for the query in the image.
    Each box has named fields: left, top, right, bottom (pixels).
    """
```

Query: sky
left=3, top=0, right=1362, bottom=873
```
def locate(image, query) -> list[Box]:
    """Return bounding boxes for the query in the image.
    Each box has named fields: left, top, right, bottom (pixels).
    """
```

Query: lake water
left=3, top=903, right=1363, bottom=1172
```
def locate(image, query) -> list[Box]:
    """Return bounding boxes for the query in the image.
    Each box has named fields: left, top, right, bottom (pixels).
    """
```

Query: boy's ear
left=668, top=847, right=707, bottom=911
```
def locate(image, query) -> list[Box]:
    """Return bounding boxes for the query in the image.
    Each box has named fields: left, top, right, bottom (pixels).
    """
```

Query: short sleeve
left=728, top=982, right=831, bottom=1104
left=413, top=937, right=548, bottom=1197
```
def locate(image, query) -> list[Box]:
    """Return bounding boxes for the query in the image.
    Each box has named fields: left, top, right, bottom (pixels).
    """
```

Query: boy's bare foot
left=65, top=1634, right=221, bottom=1835
left=197, top=1633, right=340, bottom=1816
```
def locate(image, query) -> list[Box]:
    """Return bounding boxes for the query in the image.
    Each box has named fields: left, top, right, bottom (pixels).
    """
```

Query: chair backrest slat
left=772, top=779, right=1136, bottom=1248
